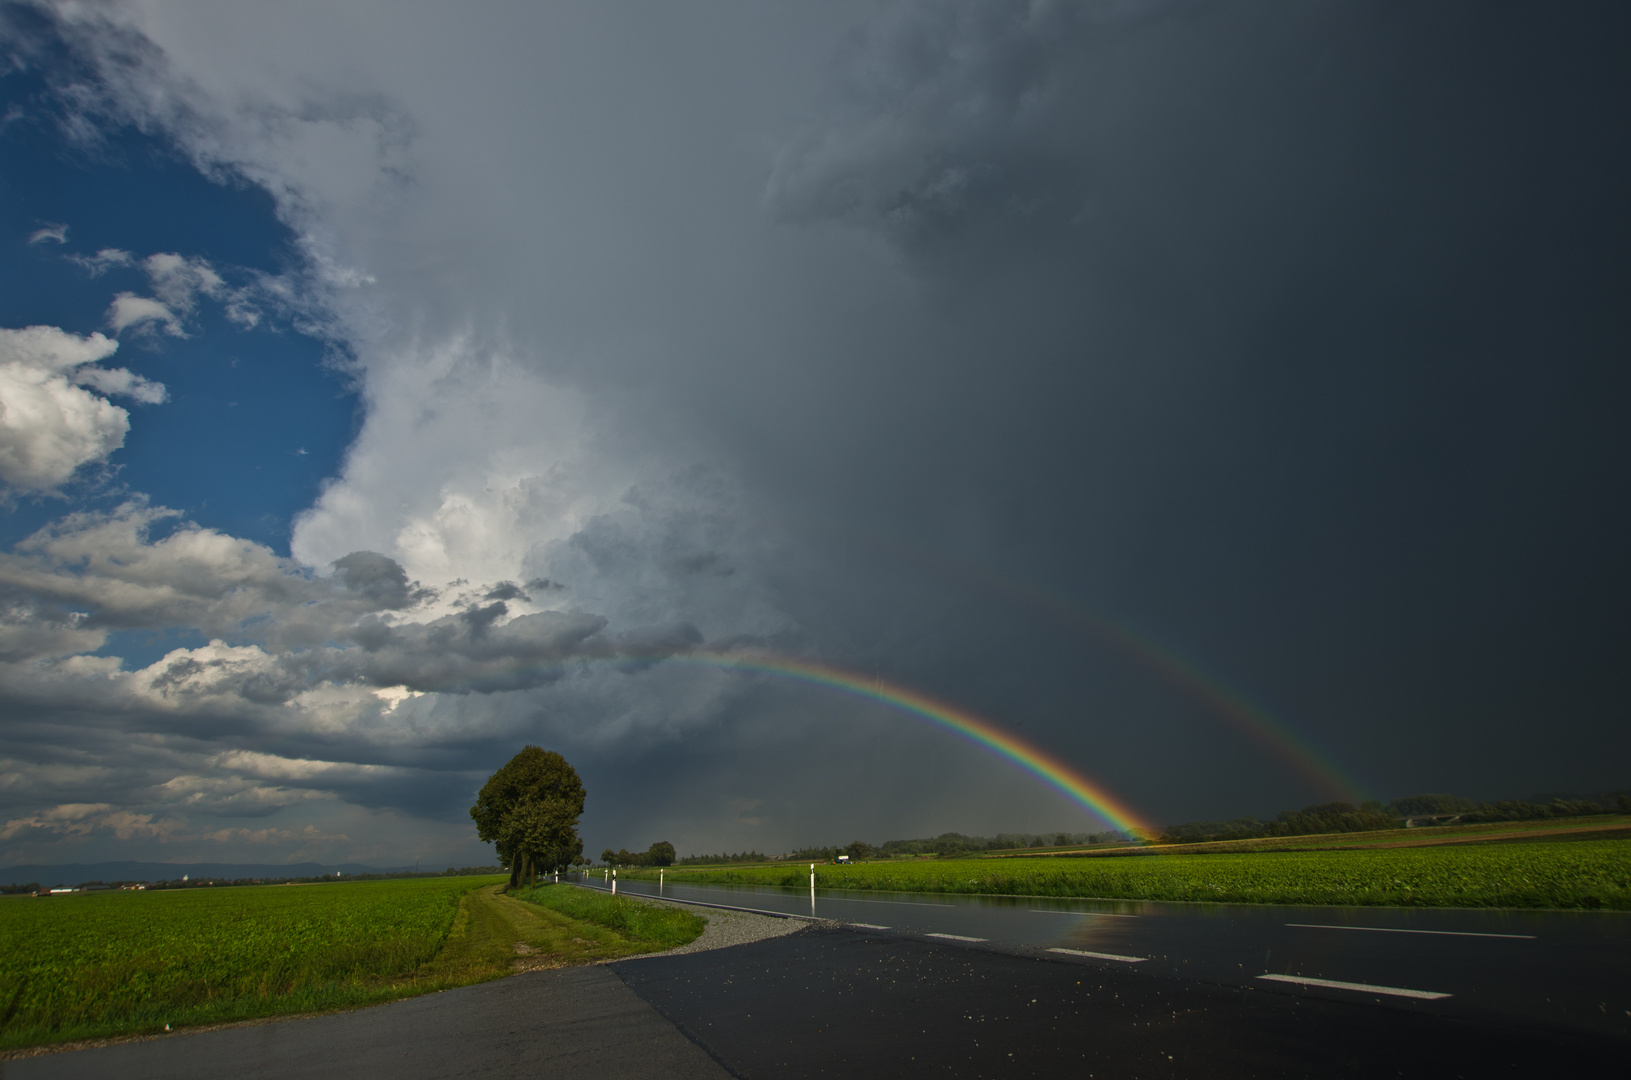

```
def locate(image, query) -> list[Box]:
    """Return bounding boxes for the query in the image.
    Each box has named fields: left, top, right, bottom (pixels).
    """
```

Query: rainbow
left=449, top=649, right=1154, bottom=837
left=643, top=652, right=1152, bottom=839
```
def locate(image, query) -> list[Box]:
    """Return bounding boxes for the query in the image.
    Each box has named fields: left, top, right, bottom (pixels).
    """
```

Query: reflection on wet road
left=576, top=874, right=1630, bottom=1038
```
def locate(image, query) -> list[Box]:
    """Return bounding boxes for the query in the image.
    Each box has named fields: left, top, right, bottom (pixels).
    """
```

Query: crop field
left=978, top=815, right=1631, bottom=858
left=0, top=875, right=503, bottom=1050
left=0, top=875, right=709, bottom=1052
left=634, top=839, right=1631, bottom=909
left=1076, top=816, right=1631, bottom=856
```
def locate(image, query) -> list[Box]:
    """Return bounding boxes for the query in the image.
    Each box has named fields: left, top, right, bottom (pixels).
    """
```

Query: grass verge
left=631, top=839, right=1631, bottom=909
left=511, top=882, right=706, bottom=950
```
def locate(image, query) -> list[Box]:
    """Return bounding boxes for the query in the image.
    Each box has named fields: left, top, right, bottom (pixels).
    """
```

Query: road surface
left=589, top=874, right=1631, bottom=1039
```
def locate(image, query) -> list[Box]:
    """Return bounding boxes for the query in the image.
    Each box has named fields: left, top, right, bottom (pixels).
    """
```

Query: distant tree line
left=1157, top=791, right=1631, bottom=844
left=675, top=851, right=769, bottom=866
left=1455, top=795, right=1631, bottom=824
left=1159, top=802, right=1398, bottom=843
left=600, top=841, right=676, bottom=867
left=1, top=866, right=511, bottom=894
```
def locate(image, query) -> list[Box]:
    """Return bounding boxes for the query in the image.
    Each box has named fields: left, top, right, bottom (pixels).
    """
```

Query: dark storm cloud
left=328, top=607, right=612, bottom=692
left=333, top=550, right=430, bottom=609
left=768, top=0, right=1172, bottom=256
left=695, top=0, right=1631, bottom=819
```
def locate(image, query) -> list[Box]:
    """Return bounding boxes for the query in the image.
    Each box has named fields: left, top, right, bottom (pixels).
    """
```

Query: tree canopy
left=601, top=840, right=676, bottom=867
left=470, top=746, right=585, bottom=886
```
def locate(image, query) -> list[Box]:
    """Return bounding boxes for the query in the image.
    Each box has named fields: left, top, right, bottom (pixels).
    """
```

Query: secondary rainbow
left=835, top=527, right=1368, bottom=801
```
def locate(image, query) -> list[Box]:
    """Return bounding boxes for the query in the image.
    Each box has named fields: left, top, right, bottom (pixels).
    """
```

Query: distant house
left=1404, top=814, right=1463, bottom=828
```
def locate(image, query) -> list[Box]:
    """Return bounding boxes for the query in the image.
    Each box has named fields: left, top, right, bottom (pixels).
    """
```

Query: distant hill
left=0, top=861, right=415, bottom=888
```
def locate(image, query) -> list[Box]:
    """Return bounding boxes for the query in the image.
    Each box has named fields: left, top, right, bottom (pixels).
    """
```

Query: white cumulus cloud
left=67, top=247, right=134, bottom=275
left=0, top=325, right=166, bottom=494
left=106, top=291, right=183, bottom=336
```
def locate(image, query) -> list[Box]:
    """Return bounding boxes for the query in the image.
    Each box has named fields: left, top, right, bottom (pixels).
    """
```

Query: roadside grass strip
left=1256, top=974, right=1452, bottom=1000
left=511, top=883, right=706, bottom=950
left=637, top=839, right=1631, bottom=909
left=1047, top=948, right=1147, bottom=963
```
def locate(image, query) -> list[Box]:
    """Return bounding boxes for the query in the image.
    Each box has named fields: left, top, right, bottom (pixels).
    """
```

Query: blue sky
left=0, top=1, right=1625, bottom=873
left=0, top=63, right=355, bottom=554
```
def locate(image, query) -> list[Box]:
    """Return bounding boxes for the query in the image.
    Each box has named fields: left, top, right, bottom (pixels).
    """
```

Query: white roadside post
left=612, top=868, right=617, bottom=895
left=810, top=862, right=816, bottom=913
left=659, top=869, right=664, bottom=891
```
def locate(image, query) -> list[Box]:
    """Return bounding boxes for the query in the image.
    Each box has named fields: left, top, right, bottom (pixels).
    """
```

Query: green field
left=632, top=840, right=1631, bottom=909
left=0, top=875, right=703, bottom=1052
left=1008, top=816, right=1631, bottom=857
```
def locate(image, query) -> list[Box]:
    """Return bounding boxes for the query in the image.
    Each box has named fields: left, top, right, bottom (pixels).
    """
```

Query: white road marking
left=926, top=932, right=987, bottom=943
left=1029, top=910, right=1138, bottom=918
left=848, top=923, right=891, bottom=929
left=1047, top=948, right=1147, bottom=963
left=1285, top=922, right=1534, bottom=939
left=1257, top=974, right=1451, bottom=1000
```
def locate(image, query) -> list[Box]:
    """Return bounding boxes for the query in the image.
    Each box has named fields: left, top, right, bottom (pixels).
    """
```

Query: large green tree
left=470, top=746, right=586, bottom=887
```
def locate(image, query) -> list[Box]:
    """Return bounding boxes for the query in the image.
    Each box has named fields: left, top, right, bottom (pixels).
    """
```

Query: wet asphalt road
left=13, top=927, right=1625, bottom=1079
left=612, top=926, right=1629, bottom=1078
left=587, top=876, right=1631, bottom=1039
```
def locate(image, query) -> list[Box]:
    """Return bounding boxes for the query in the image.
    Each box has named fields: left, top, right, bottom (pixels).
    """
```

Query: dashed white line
left=1047, top=948, right=1147, bottom=963
left=1257, top=974, right=1451, bottom=1000
left=1028, top=910, right=1139, bottom=918
left=1285, top=922, right=1535, bottom=940
left=926, top=932, right=987, bottom=943
left=848, top=923, right=891, bottom=929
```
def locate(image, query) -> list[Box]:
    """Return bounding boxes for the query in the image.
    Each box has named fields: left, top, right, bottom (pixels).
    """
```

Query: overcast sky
left=1, top=0, right=1626, bottom=869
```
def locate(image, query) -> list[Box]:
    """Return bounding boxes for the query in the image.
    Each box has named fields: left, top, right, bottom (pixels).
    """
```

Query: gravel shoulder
left=610, top=891, right=830, bottom=957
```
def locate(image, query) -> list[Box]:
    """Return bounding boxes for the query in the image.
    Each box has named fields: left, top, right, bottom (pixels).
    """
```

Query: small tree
left=470, top=746, right=586, bottom=887
left=646, top=840, right=676, bottom=866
